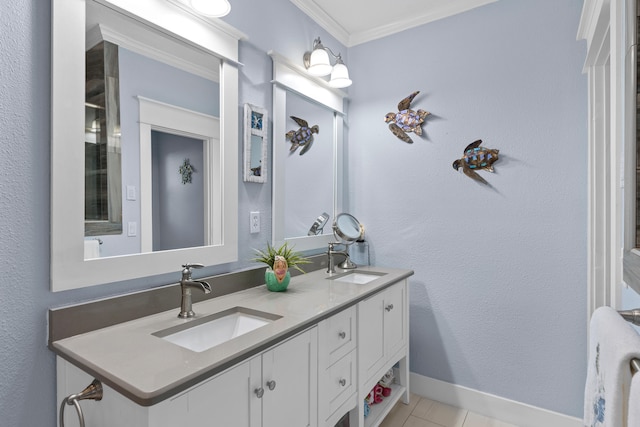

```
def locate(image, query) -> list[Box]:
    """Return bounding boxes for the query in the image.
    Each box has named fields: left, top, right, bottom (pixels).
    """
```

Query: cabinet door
left=358, top=281, right=407, bottom=386
left=185, top=356, right=260, bottom=427
left=383, top=281, right=406, bottom=358
left=262, top=328, right=318, bottom=427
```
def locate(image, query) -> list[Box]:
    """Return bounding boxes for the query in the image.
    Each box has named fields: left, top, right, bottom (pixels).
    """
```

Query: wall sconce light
left=190, top=0, right=231, bottom=17
left=303, top=37, right=352, bottom=88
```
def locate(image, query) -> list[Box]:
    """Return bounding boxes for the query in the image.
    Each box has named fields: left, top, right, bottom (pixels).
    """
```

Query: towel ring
left=59, top=379, right=103, bottom=427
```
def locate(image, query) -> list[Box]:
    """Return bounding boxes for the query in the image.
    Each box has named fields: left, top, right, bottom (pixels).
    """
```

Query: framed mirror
left=243, top=103, right=268, bottom=183
left=51, top=0, right=244, bottom=291
left=270, top=52, right=347, bottom=252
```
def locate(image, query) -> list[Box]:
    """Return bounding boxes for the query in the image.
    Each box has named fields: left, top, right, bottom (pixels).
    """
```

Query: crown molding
left=290, top=0, right=498, bottom=47
left=289, top=0, right=351, bottom=46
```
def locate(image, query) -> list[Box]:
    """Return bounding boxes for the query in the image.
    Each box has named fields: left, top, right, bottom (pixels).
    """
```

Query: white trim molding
left=577, top=0, right=636, bottom=316
left=289, top=0, right=498, bottom=47
left=410, top=373, right=582, bottom=427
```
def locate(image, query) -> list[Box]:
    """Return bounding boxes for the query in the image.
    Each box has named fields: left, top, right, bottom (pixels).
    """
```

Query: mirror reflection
left=84, top=0, right=220, bottom=259
left=270, top=52, right=346, bottom=252
left=85, top=40, right=122, bottom=236
left=51, top=0, right=241, bottom=290
left=283, top=92, right=334, bottom=238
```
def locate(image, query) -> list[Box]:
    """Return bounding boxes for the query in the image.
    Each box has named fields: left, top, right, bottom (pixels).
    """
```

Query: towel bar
left=618, top=309, right=640, bottom=326
left=618, top=309, right=640, bottom=374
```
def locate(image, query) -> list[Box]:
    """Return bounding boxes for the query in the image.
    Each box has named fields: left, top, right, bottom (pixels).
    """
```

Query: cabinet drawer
left=322, top=306, right=356, bottom=365
left=326, top=351, right=356, bottom=419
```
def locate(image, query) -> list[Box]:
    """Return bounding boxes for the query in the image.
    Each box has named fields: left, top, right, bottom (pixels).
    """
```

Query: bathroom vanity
left=52, top=267, right=412, bottom=427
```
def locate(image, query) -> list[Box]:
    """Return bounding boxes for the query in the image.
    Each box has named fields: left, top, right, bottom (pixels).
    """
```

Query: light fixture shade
left=190, top=0, right=231, bottom=17
left=329, top=62, right=352, bottom=88
left=307, top=48, right=332, bottom=76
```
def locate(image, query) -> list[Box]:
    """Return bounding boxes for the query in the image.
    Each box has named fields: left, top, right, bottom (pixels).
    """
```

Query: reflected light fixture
left=303, top=37, right=352, bottom=88
left=190, top=0, right=231, bottom=17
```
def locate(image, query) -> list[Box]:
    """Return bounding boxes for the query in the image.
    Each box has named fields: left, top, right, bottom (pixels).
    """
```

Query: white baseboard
left=409, top=372, right=582, bottom=427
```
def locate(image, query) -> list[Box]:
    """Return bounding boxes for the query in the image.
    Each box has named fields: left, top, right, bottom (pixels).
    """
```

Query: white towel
left=84, top=239, right=100, bottom=259
left=585, top=306, right=640, bottom=427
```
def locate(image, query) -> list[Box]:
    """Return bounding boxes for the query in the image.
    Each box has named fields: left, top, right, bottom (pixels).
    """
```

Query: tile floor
left=379, top=394, right=520, bottom=427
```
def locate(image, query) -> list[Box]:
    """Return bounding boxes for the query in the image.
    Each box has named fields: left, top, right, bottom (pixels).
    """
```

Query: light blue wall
left=0, top=0, right=586, bottom=424
left=346, top=0, right=587, bottom=417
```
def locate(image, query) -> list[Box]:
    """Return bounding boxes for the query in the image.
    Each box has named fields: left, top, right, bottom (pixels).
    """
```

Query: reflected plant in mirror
left=244, top=103, right=268, bottom=183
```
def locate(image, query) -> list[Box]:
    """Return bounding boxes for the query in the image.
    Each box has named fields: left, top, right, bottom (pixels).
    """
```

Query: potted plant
left=253, top=242, right=310, bottom=292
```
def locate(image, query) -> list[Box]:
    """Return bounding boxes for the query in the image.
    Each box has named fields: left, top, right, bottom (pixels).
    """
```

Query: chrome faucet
left=178, top=263, right=212, bottom=318
left=327, top=243, right=357, bottom=274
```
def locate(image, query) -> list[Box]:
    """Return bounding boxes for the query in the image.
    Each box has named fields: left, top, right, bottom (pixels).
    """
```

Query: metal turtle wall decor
left=286, top=116, right=319, bottom=155
left=385, top=91, right=430, bottom=143
left=452, top=139, right=500, bottom=185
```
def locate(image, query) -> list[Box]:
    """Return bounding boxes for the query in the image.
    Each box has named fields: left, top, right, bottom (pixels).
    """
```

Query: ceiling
left=289, top=0, right=498, bottom=47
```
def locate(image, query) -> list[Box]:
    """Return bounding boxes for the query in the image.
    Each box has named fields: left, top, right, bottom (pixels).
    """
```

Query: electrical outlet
left=250, top=211, right=260, bottom=233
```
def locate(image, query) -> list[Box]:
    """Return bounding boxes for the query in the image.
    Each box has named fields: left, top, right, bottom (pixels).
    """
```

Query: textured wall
left=346, top=0, right=587, bottom=417
left=0, top=0, right=587, bottom=424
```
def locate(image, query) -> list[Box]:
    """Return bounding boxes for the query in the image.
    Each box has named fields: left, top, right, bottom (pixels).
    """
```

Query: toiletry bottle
left=351, top=239, right=370, bottom=266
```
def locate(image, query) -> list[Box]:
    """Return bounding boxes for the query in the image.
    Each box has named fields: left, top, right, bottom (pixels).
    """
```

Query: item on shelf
left=378, top=368, right=395, bottom=388
left=381, top=386, right=391, bottom=397
left=363, top=400, right=370, bottom=418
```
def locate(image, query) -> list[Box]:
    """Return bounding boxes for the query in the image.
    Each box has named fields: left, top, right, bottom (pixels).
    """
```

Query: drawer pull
left=266, top=380, right=277, bottom=391
left=339, top=378, right=347, bottom=387
left=255, top=387, right=264, bottom=398
left=338, top=331, right=346, bottom=339
left=385, top=304, right=394, bottom=312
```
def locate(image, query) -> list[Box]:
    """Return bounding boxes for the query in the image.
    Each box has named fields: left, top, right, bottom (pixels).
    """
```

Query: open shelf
left=363, top=382, right=406, bottom=427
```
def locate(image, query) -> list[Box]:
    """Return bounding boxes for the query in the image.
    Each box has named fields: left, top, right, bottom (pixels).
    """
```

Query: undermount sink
left=153, top=307, right=281, bottom=352
left=328, top=271, right=386, bottom=285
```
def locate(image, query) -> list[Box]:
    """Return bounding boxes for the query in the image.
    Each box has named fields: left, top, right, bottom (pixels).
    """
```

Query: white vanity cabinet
left=57, top=327, right=318, bottom=427
left=54, top=269, right=413, bottom=427
left=357, top=279, right=409, bottom=427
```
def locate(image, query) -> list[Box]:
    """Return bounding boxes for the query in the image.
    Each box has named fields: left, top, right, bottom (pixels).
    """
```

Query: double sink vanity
left=52, top=266, right=412, bottom=427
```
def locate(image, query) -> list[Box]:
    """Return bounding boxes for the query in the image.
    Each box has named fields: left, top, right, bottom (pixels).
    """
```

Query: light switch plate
left=126, top=185, right=136, bottom=201
left=128, top=222, right=137, bottom=237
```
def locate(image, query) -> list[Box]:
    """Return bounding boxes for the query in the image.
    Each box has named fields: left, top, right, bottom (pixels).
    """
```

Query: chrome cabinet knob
left=339, top=378, right=347, bottom=387
left=338, top=331, right=346, bottom=339
left=266, top=380, right=276, bottom=391
left=255, top=387, right=264, bottom=398
left=385, top=304, right=394, bottom=312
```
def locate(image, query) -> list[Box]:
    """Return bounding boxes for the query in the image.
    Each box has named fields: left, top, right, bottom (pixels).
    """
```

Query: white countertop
left=52, top=266, right=413, bottom=406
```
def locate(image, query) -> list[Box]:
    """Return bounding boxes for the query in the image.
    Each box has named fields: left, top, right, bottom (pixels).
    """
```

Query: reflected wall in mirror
left=51, top=0, right=242, bottom=290
left=283, top=93, right=334, bottom=238
left=243, top=103, right=268, bottom=183
left=83, top=0, right=220, bottom=258
left=270, top=52, right=347, bottom=252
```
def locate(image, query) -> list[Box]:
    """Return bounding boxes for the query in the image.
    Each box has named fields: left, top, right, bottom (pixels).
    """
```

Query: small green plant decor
left=253, top=242, right=310, bottom=292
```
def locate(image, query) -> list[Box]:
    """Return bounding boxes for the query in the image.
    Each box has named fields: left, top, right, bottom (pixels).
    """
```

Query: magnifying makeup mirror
left=331, top=213, right=364, bottom=269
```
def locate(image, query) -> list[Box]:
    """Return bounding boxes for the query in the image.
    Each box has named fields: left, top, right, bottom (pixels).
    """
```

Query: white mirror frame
left=269, top=52, right=347, bottom=252
left=51, top=0, right=243, bottom=291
